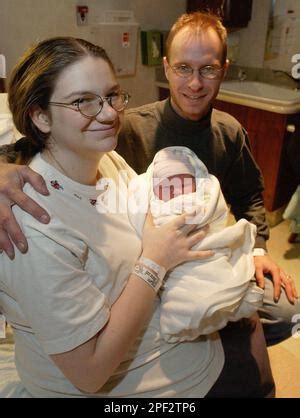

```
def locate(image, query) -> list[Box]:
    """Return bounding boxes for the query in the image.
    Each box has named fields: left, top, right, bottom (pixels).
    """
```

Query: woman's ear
left=30, top=106, right=51, bottom=134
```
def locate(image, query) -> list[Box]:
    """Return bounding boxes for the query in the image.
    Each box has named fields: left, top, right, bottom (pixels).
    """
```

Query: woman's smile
left=87, top=125, right=116, bottom=132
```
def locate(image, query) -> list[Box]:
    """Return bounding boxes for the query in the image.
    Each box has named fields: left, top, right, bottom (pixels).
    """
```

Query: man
left=0, top=12, right=298, bottom=346
left=116, top=12, right=298, bottom=345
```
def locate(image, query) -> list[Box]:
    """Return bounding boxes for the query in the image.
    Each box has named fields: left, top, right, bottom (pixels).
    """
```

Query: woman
left=0, top=36, right=213, bottom=397
left=0, top=37, right=274, bottom=398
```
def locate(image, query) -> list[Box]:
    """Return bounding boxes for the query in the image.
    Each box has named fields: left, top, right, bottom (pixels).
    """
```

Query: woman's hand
left=0, top=163, right=50, bottom=258
left=141, top=212, right=213, bottom=271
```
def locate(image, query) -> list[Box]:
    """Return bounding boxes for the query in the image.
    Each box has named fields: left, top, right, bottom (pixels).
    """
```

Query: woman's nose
left=96, top=100, right=118, bottom=122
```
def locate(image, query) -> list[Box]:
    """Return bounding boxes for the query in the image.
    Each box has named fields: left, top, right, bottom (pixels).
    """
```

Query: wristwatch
left=253, top=248, right=267, bottom=256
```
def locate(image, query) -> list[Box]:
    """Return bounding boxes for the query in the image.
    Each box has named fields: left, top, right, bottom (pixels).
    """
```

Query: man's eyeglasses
left=170, top=64, right=224, bottom=80
left=49, top=91, right=130, bottom=118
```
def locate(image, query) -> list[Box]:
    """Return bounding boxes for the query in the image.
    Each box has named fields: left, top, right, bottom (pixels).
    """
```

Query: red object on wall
left=77, top=5, right=88, bottom=14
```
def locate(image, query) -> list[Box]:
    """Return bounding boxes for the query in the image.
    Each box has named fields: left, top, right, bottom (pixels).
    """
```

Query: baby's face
left=153, top=174, right=196, bottom=201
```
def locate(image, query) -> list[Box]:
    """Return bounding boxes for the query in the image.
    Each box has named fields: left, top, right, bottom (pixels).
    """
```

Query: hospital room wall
left=0, top=0, right=186, bottom=107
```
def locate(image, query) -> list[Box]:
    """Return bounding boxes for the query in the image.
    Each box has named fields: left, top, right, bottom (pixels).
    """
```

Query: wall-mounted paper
left=0, top=55, right=6, bottom=78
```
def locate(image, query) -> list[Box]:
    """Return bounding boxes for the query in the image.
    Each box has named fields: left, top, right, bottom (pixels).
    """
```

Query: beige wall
left=233, top=0, right=300, bottom=72
left=1, top=0, right=292, bottom=107
left=233, top=0, right=272, bottom=68
left=0, top=0, right=186, bottom=107
left=264, top=0, right=300, bottom=71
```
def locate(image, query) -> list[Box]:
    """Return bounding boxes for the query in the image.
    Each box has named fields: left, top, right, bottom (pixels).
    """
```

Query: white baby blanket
left=283, top=185, right=300, bottom=234
left=128, top=146, right=263, bottom=342
left=0, top=114, right=16, bottom=145
left=0, top=94, right=23, bottom=144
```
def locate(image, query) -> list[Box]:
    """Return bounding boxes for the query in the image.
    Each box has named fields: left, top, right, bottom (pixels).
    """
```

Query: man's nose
left=188, top=70, right=204, bottom=90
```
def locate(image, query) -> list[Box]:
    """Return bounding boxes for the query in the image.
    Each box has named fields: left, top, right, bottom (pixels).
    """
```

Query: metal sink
left=218, top=81, right=300, bottom=114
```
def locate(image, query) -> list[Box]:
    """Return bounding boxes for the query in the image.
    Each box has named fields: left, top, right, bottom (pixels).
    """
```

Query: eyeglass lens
left=79, top=93, right=128, bottom=117
left=172, top=65, right=222, bottom=79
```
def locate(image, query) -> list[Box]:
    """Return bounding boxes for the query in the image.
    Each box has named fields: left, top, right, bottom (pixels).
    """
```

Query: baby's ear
left=30, top=106, right=51, bottom=133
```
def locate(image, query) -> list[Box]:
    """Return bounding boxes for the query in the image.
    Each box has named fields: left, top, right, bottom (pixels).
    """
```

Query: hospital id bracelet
left=139, top=256, right=166, bottom=281
left=133, top=262, right=164, bottom=293
left=253, top=248, right=268, bottom=257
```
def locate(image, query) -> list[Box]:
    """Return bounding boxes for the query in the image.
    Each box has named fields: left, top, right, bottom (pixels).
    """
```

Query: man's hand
left=0, top=163, right=50, bottom=259
left=254, top=254, right=298, bottom=303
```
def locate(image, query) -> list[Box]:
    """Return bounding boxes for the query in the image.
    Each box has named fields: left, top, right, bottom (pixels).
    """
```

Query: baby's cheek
left=154, top=185, right=172, bottom=201
left=153, top=185, right=160, bottom=199
left=182, top=183, right=196, bottom=194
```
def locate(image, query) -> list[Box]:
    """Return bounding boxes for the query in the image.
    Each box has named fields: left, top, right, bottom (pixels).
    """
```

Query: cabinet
left=214, top=99, right=298, bottom=212
left=187, top=0, right=253, bottom=28
left=0, top=79, right=5, bottom=93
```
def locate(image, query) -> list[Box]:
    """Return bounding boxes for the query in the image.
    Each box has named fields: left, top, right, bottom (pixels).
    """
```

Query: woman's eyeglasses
left=49, top=91, right=130, bottom=118
left=170, top=64, right=224, bottom=80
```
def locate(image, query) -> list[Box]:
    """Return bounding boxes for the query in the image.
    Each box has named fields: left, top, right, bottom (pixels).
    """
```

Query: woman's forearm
left=51, top=214, right=211, bottom=393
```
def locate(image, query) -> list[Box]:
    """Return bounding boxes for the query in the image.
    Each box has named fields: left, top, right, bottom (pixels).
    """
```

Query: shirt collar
left=159, top=98, right=212, bottom=136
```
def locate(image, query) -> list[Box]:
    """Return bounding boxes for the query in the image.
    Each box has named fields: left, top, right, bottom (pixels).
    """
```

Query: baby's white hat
left=153, top=148, right=195, bottom=183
